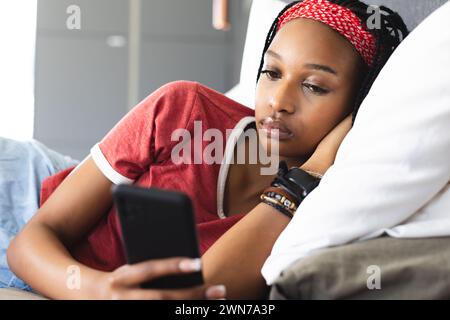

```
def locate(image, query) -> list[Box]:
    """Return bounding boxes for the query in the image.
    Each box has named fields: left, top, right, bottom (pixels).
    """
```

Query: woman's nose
left=269, top=82, right=296, bottom=114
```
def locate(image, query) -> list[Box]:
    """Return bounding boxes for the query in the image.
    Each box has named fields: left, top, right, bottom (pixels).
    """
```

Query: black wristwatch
left=270, top=161, right=321, bottom=204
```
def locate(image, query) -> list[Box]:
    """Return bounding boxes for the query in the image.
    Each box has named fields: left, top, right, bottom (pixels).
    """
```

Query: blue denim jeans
left=0, top=137, right=79, bottom=292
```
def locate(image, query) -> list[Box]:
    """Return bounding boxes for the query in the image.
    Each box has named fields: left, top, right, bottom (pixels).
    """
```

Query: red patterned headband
left=277, top=0, right=376, bottom=66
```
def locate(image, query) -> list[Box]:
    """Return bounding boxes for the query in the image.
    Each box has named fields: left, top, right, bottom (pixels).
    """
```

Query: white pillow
left=226, top=0, right=286, bottom=108
left=262, top=1, right=450, bottom=285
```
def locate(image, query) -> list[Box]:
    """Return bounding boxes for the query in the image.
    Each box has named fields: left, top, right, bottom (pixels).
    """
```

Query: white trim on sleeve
left=90, top=143, right=134, bottom=185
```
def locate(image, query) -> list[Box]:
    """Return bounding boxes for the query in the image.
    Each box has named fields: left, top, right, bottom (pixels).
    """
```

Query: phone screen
left=112, top=184, right=204, bottom=289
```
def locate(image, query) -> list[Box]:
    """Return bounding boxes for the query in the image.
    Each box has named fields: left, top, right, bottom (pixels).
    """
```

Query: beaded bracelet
left=263, top=187, right=299, bottom=210
left=259, top=161, right=322, bottom=219
left=260, top=194, right=295, bottom=219
left=260, top=186, right=299, bottom=219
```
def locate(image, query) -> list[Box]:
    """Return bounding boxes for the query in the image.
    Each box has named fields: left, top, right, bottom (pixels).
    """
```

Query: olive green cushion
left=269, top=236, right=450, bottom=300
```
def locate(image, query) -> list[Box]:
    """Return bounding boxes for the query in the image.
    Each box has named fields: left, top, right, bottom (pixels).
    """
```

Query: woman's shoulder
left=194, top=82, right=255, bottom=120
left=150, top=80, right=255, bottom=134
left=140, top=80, right=254, bottom=126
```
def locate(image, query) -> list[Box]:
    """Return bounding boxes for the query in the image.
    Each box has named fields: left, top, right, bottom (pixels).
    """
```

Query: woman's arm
left=7, top=157, right=114, bottom=299
left=202, top=202, right=290, bottom=299
left=201, top=115, right=353, bottom=300
left=7, top=156, right=224, bottom=300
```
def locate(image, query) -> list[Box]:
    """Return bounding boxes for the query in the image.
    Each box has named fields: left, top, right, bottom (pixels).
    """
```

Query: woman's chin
left=257, top=132, right=310, bottom=163
left=258, top=132, right=293, bottom=157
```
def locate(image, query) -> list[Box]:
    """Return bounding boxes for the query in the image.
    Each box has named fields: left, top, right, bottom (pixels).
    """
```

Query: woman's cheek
left=254, top=85, right=267, bottom=110
left=295, top=128, right=323, bottom=154
left=254, top=96, right=269, bottom=120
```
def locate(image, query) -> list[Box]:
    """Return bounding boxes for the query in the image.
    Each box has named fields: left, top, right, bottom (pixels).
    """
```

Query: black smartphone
left=112, top=184, right=204, bottom=289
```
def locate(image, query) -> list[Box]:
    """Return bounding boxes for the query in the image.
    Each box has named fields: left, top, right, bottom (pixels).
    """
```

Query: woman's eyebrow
left=265, top=49, right=338, bottom=76
left=266, top=49, right=283, bottom=61
left=304, top=63, right=338, bottom=76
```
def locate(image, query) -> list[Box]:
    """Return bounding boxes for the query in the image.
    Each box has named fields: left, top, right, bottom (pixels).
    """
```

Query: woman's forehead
left=268, top=18, right=363, bottom=73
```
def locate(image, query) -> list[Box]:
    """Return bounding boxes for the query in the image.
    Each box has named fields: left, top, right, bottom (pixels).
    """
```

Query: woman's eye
left=261, top=70, right=280, bottom=80
left=303, top=83, right=329, bottom=95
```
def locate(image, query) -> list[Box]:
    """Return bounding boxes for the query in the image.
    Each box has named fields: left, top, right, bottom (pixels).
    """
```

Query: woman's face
left=255, top=18, right=366, bottom=160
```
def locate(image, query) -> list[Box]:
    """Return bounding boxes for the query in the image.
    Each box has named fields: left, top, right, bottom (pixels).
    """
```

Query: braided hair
left=256, top=0, right=409, bottom=123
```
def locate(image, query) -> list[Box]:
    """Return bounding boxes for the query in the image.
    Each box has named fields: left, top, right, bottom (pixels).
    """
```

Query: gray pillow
left=269, top=236, right=450, bottom=300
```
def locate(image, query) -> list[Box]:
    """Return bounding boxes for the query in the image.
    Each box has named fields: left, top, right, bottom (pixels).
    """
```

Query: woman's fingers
left=101, top=257, right=227, bottom=300
left=316, top=115, right=352, bottom=154
left=161, top=284, right=227, bottom=300
left=334, top=114, right=352, bottom=138
left=111, top=286, right=203, bottom=300
left=110, top=257, right=202, bottom=287
left=322, top=115, right=352, bottom=145
left=301, top=115, right=353, bottom=175
left=109, top=284, right=226, bottom=300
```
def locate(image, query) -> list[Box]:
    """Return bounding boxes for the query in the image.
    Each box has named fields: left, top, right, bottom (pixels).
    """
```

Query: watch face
left=286, top=168, right=321, bottom=194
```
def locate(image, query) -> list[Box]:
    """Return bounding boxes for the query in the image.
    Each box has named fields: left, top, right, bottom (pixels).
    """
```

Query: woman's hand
left=96, top=257, right=226, bottom=300
left=301, top=115, right=352, bottom=176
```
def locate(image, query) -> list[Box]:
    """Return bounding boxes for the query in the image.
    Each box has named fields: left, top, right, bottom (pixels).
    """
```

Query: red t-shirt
left=40, top=81, right=256, bottom=272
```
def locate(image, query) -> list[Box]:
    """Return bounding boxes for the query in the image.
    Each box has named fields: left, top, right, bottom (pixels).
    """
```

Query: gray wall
left=279, top=0, right=448, bottom=30
left=368, top=0, right=448, bottom=30
left=35, top=0, right=130, bottom=160
left=34, top=0, right=251, bottom=160
left=138, top=0, right=251, bottom=99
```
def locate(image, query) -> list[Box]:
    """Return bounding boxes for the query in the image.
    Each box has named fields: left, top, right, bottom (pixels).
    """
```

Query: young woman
left=5, top=0, right=408, bottom=299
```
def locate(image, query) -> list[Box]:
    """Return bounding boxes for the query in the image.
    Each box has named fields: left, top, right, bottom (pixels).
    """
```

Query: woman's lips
left=260, top=118, right=294, bottom=140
